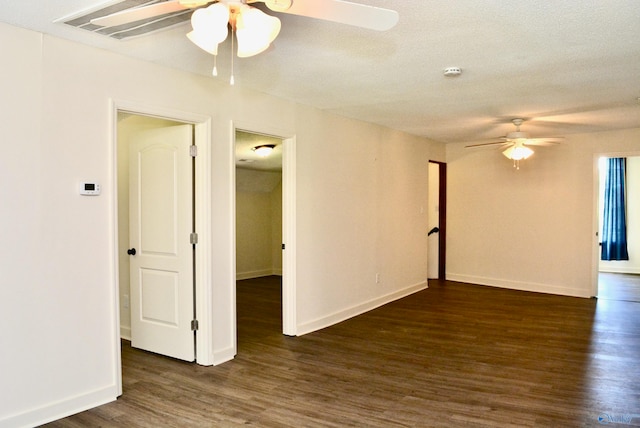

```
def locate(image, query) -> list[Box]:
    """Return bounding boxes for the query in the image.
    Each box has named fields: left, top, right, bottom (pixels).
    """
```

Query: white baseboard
left=599, top=267, right=640, bottom=274
left=212, top=345, right=236, bottom=366
left=446, top=273, right=591, bottom=298
left=296, top=281, right=429, bottom=336
left=121, top=325, right=221, bottom=366
left=120, top=325, right=131, bottom=341
left=1, top=385, right=117, bottom=428
left=236, top=269, right=281, bottom=280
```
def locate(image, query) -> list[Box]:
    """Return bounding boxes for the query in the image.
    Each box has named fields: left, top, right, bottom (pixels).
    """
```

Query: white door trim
left=282, top=136, right=297, bottom=335
left=232, top=121, right=297, bottom=337
left=109, top=99, right=213, bottom=383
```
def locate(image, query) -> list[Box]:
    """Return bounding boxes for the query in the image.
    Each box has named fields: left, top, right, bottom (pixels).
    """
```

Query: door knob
left=127, top=248, right=136, bottom=256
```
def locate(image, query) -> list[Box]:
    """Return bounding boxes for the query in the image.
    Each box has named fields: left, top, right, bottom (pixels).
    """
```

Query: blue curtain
left=601, top=158, right=629, bottom=261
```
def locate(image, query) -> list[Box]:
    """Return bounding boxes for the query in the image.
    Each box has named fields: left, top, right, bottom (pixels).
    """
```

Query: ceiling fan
left=91, top=0, right=399, bottom=31
left=465, top=118, right=563, bottom=169
left=90, top=0, right=398, bottom=83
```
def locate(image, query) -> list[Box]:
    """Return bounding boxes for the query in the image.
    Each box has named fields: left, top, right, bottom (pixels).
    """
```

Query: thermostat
left=79, top=181, right=101, bottom=195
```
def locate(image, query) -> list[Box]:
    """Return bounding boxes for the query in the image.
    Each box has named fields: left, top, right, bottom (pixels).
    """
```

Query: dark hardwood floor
left=44, top=276, right=640, bottom=427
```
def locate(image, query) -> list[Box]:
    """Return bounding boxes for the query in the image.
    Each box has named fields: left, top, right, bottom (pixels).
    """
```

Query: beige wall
left=447, top=128, right=640, bottom=297
left=294, top=113, right=435, bottom=333
left=271, top=182, right=283, bottom=272
left=236, top=169, right=283, bottom=279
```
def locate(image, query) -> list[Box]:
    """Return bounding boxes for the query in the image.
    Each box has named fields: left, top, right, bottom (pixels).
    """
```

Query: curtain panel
left=601, top=157, right=629, bottom=261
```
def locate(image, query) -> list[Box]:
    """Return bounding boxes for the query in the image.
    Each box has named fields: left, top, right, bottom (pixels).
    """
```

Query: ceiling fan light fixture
left=236, top=5, right=281, bottom=58
left=187, top=30, right=219, bottom=55
left=503, top=144, right=533, bottom=161
left=187, top=3, right=230, bottom=54
left=252, top=144, right=276, bottom=157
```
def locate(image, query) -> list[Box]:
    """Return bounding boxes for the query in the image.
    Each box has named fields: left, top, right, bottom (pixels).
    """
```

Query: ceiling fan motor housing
left=507, top=131, right=529, bottom=140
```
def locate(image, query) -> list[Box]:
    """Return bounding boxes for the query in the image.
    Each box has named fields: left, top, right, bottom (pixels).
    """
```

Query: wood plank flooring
left=44, top=276, right=640, bottom=427
left=599, top=272, right=640, bottom=302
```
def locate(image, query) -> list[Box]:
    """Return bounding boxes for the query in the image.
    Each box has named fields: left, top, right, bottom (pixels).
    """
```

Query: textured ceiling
left=1, top=0, right=639, bottom=144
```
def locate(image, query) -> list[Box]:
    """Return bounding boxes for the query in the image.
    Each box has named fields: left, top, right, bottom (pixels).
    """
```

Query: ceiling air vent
left=61, top=0, right=193, bottom=40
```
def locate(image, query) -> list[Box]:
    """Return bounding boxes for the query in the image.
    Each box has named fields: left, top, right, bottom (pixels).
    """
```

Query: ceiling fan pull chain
left=230, top=27, right=235, bottom=86
left=212, top=55, right=218, bottom=77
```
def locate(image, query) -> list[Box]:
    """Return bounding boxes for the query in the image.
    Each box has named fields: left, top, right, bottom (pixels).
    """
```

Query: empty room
left=1, top=2, right=639, bottom=427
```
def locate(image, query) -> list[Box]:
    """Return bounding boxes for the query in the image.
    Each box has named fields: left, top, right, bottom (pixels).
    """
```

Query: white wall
left=0, top=22, right=443, bottom=427
left=447, top=127, right=640, bottom=298
left=294, top=112, right=437, bottom=333
left=599, top=156, right=640, bottom=273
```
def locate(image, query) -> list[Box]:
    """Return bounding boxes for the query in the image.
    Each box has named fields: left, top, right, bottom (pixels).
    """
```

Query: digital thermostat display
left=79, top=182, right=101, bottom=195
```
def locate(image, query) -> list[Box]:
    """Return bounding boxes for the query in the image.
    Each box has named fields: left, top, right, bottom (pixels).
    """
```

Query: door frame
left=110, top=99, right=213, bottom=392
left=232, top=121, right=297, bottom=336
left=429, top=160, right=447, bottom=279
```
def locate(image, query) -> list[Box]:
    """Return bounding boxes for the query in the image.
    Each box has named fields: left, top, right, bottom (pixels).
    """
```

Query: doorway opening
left=235, top=130, right=283, bottom=344
left=428, top=160, right=447, bottom=280
left=235, top=130, right=283, bottom=281
left=233, top=126, right=296, bottom=340
left=111, top=102, right=213, bottom=397
left=117, top=112, right=187, bottom=346
left=595, top=155, right=640, bottom=301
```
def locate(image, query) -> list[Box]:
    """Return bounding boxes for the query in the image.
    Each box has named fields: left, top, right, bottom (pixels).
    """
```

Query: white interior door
left=129, top=125, right=195, bottom=361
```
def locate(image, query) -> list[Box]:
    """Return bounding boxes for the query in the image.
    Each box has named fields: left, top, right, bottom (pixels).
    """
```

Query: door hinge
left=190, top=232, right=198, bottom=244
left=282, top=243, right=285, bottom=250
left=191, top=319, right=199, bottom=331
left=190, top=145, right=198, bottom=157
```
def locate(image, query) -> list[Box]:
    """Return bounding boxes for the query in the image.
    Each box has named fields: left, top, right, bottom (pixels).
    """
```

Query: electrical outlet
left=375, top=273, right=380, bottom=284
left=123, top=294, right=130, bottom=309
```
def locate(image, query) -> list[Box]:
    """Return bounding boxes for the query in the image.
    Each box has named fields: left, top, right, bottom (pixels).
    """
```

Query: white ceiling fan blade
left=465, top=141, right=509, bottom=149
left=264, top=0, right=399, bottom=31
left=90, top=1, right=193, bottom=27
left=524, top=138, right=564, bottom=146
